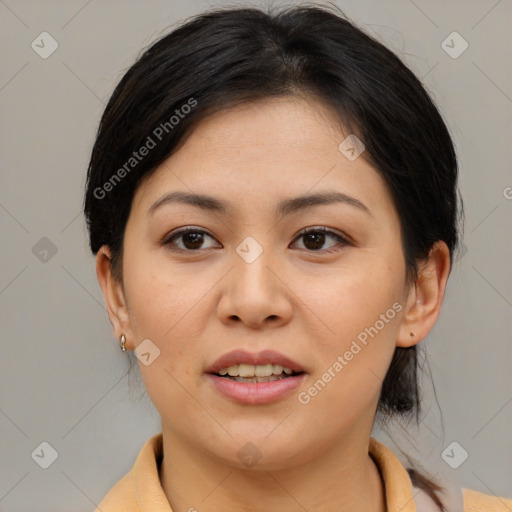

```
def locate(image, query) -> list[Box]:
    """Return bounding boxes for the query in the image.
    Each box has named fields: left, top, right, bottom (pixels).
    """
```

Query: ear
left=96, top=245, right=134, bottom=350
left=397, top=241, right=451, bottom=348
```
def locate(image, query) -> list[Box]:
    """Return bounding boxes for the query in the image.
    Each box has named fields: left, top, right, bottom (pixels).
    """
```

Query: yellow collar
left=130, top=434, right=418, bottom=511
left=96, top=432, right=512, bottom=512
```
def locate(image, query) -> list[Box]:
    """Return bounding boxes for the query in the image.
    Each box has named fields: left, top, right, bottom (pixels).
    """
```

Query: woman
left=84, top=4, right=511, bottom=511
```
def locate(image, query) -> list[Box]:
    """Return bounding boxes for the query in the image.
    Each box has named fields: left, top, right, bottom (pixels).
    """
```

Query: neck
left=159, top=426, right=386, bottom=512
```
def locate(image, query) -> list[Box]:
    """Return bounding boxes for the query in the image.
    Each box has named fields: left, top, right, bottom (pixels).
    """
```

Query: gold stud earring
left=410, top=331, right=416, bottom=340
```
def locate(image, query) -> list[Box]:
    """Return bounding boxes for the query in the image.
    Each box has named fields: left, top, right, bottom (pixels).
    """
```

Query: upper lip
left=206, top=349, right=305, bottom=374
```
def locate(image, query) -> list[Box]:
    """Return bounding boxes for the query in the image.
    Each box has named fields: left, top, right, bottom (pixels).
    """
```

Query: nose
left=217, top=249, right=293, bottom=329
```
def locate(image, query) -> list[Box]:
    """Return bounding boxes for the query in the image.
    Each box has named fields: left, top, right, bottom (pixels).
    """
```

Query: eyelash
left=162, top=226, right=350, bottom=254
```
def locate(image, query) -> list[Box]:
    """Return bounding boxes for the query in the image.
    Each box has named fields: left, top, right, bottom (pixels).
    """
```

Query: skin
left=96, top=96, right=451, bottom=512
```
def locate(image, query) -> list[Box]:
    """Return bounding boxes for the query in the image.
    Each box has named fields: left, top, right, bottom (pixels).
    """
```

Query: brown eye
left=163, top=228, right=220, bottom=251
left=292, top=227, right=349, bottom=253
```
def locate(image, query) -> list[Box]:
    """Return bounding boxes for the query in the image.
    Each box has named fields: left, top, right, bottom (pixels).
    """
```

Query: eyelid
left=295, top=225, right=350, bottom=241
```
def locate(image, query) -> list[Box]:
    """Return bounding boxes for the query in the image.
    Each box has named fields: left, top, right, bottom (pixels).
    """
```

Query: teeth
left=239, top=364, right=255, bottom=377
left=231, top=375, right=288, bottom=383
left=217, top=363, right=294, bottom=377
left=255, top=364, right=273, bottom=377
left=228, top=365, right=239, bottom=377
left=272, top=364, right=282, bottom=374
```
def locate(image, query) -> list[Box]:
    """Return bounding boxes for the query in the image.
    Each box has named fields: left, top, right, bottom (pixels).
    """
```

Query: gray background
left=1, top=0, right=511, bottom=510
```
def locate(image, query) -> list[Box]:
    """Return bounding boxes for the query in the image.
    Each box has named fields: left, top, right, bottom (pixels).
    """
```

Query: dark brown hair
left=84, top=4, right=463, bottom=507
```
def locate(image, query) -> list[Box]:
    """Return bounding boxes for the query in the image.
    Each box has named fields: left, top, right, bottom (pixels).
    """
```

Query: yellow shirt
left=95, top=433, right=512, bottom=512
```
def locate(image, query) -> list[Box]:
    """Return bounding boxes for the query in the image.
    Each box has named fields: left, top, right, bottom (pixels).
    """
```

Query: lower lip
left=206, top=373, right=307, bottom=404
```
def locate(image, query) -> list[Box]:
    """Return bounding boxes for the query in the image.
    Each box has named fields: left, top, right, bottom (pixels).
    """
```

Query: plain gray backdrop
left=1, top=0, right=511, bottom=510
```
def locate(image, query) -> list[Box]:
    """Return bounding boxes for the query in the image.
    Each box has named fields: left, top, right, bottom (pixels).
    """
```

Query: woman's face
left=117, top=97, right=414, bottom=469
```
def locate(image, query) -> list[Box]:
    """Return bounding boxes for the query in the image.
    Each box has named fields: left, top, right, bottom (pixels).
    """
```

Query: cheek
left=122, top=252, right=213, bottom=399
left=123, top=250, right=200, bottom=340
left=300, top=255, right=404, bottom=341
left=294, top=255, right=404, bottom=399
left=125, top=259, right=207, bottom=418
left=296, top=296, right=402, bottom=432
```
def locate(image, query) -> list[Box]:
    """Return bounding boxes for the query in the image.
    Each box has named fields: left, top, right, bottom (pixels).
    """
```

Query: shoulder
left=93, top=433, right=166, bottom=511
left=463, top=488, right=512, bottom=512
left=369, top=437, right=512, bottom=512
left=94, top=471, right=138, bottom=512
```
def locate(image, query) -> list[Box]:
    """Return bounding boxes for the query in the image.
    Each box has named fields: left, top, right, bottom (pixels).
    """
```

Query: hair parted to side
left=84, top=4, right=463, bottom=507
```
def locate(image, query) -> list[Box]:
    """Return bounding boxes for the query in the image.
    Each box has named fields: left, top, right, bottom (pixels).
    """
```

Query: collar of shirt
left=98, top=434, right=429, bottom=511
left=96, top=433, right=511, bottom=512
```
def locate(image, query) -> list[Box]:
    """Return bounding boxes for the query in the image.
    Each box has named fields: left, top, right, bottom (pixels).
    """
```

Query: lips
left=206, top=349, right=306, bottom=375
left=205, top=349, right=307, bottom=404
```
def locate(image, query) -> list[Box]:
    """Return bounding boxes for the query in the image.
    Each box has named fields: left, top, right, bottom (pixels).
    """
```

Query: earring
left=120, top=334, right=127, bottom=352
left=410, top=331, right=416, bottom=340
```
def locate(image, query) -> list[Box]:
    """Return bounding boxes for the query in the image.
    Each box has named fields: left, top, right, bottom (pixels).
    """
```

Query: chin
left=203, top=432, right=320, bottom=472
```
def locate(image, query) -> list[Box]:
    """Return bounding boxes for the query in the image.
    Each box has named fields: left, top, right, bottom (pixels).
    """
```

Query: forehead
left=131, top=96, right=392, bottom=220
left=183, top=96, right=351, bottom=154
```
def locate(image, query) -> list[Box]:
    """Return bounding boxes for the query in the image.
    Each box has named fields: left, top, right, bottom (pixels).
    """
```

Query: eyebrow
left=147, top=190, right=371, bottom=218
